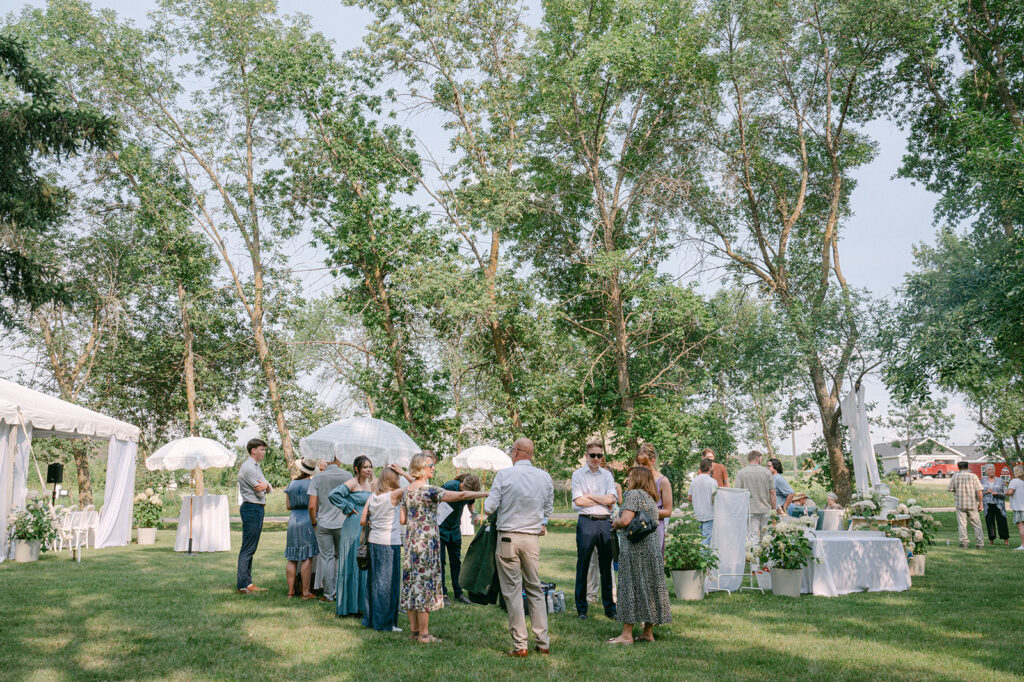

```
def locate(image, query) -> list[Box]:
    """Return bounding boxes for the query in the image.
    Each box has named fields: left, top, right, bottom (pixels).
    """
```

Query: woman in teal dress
left=328, top=455, right=375, bottom=616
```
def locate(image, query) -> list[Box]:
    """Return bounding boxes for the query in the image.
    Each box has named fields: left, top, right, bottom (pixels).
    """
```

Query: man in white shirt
left=484, top=438, right=554, bottom=657
left=688, top=457, right=718, bottom=546
left=571, top=441, right=617, bottom=620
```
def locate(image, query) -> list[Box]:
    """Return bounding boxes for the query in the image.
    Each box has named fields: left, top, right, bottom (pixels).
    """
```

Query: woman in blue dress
left=328, top=455, right=375, bottom=616
left=284, top=458, right=319, bottom=598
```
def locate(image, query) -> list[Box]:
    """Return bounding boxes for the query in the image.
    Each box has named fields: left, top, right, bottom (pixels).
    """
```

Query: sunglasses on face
left=587, top=452, right=604, bottom=459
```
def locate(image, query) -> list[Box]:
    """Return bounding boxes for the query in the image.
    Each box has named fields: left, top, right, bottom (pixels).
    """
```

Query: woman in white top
left=360, top=467, right=405, bottom=631
left=1006, top=465, right=1024, bottom=551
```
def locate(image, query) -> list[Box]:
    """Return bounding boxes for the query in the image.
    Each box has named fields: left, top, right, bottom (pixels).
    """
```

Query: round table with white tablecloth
left=174, top=494, right=231, bottom=552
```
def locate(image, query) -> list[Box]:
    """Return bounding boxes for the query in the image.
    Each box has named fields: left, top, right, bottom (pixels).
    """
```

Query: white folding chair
left=68, top=511, right=89, bottom=561
left=55, top=508, right=77, bottom=552
left=85, top=510, right=100, bottom=548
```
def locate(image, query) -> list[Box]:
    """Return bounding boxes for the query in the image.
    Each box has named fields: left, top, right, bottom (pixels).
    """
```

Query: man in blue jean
left=236, top=438, right=271, bottom=594
left=688, top=457, right=718, bottom=545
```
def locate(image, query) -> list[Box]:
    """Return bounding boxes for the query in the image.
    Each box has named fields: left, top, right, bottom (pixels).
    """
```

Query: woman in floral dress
left=609, top=466, right=672, bottom=645
left=397, top=453, right=488, bottom=643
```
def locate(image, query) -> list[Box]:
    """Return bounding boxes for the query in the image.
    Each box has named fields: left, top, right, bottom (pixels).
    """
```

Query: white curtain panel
left=842, top=386, right=881, bottom=494
left=706, top=487, right=750, bottom=593
left=96, top=437, right=138, bottom=548
left=0, top=423, right=11, bottom=562
left=12, top=421, right=32, bottom=511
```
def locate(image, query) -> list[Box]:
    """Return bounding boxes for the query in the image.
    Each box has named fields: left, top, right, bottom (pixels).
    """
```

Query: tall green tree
left=0, top=33, right=115, bottom=327
left=518, top=0, right=719, bottom=460
left=691, top=0, right=923, bottom=502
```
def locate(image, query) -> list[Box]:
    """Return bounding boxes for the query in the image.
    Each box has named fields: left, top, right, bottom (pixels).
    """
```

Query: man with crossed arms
left=485, top=437, right=554, bottom=657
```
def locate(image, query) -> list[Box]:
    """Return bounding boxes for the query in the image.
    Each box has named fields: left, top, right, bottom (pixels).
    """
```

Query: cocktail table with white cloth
left=757, top=530, right=911, bottom=597
left=173, top=494, right=230, bottom=552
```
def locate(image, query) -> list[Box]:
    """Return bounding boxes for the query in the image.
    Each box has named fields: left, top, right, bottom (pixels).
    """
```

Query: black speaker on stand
left=47, top=462, right=64, bottom=504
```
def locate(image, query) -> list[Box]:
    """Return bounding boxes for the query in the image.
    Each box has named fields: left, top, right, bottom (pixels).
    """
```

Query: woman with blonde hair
left=634, top=443, right=672, bottom=553
left=398, top=453, right=488, bottom=643
left=609, top=466, right=671, bottom=644
left=1006, top=465, right=1024, bottom=550
left=361, top=466, right=405, bottom=631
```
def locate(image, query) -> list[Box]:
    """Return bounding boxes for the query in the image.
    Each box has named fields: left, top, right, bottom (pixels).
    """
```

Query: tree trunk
left=488, top=319, right=522, bottom=431
left=810, top=362, right=851, bottom=504
left=250, top=304, right=296, bottom=468
left=72, top=441, right=93, bottom=507
left=367, top=267, right=416, bottom=432
left=177, top=280, right=204, bottom=494
left=608, top=272, right=634, bottom=436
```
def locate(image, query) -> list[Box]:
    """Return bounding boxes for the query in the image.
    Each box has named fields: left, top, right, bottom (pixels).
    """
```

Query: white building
left=875, top=438, right=989, bottom=474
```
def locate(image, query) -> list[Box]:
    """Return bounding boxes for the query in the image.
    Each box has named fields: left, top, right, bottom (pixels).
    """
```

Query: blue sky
left=7, top=0, right=977, bottom=452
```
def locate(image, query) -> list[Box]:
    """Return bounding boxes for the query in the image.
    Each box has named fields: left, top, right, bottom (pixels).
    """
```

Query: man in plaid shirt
left=948, top=461, right=984, bottom=548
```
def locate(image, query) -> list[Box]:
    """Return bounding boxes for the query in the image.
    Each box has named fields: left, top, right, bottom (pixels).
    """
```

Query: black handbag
left=625, top=510, right=657, bottom=543
left=356, top=522, right=370, bottom=570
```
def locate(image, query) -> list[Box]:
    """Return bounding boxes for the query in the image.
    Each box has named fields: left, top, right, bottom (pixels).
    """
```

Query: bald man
left=484, top=438, right=554, bottom=657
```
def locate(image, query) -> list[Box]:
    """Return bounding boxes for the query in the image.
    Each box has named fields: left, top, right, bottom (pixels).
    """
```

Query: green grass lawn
left=1, top=513, right=1021, bottom=681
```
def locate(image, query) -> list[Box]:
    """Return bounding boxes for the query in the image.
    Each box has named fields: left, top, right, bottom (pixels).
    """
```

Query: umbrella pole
left=187, top=471, right=195, bottom=556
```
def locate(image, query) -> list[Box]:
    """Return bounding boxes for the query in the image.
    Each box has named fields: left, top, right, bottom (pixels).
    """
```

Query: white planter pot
left=14, top=539, right=41, bottom=562
left=771, top=568, right=802, bottom=597
left=671, top=570, right=704, bottom=600
left=137, top=527, right=157, bottom=545
left=909, top=554, right=926, bottom=577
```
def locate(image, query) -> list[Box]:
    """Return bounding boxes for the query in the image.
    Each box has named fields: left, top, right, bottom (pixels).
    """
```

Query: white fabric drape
left=842, top=385, right=880, bottom=494
left=96, top=437, right=138, bottom=548
left=706, top=487, right=750, bottom=593
left=174, top=494, right=231, bottom=552
left=0, top=423, right=11, bottom=562
left=12, top=421, right=32, bottom=512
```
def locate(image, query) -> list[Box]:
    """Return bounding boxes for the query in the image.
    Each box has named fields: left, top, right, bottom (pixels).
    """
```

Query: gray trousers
left=315, top=525, right=343, bottom=599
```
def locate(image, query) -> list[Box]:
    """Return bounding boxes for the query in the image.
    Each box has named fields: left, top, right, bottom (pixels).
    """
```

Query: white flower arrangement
left=914, top=530, right=924, bottom=541
left=898, top=503, right=909, bottom=514
left=849, top=500, right=876, bottom=513
left=908, top=505, right=923, bottom=515
left=144, top=488, right=154, bottom=496
left=906, top=498, right=917, bottom=506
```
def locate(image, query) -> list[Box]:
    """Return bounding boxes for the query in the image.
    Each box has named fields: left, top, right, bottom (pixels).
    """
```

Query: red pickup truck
left=917, top=461, right=958, bottom=478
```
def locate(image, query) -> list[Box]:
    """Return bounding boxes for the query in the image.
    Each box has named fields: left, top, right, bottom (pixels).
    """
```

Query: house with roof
left=875, top=438, right=989, bottom=474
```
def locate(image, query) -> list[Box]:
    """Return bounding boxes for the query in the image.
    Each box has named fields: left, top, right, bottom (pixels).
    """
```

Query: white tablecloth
left=755, top=531, right=911, bottom=597
left=174, top=494, right=231, bottom=552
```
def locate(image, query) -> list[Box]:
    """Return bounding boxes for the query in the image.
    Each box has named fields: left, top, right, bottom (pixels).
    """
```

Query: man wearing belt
left=571, top=441, right=617, bottom=620
left=308, top=454, right=353, bottom=602
left=484, top=437, right=554, bottom=658
left=237, top=438, right=271, bottom=594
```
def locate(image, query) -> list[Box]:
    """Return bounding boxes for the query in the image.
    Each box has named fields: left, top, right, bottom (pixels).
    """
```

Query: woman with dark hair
left=634, top=443, right=672, bottom=553
left=608, top=466, right=671, bottom=645
left=767, top=458, right=794, bottom=513
left=328, top=455, right=376, bottom=617
left=283, top=458, right=319, bottom=598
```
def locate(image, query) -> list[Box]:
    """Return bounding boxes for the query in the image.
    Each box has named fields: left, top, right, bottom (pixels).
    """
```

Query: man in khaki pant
left=484, top=438, right=554, bottom=657
left=948, top=461, right=984, bottom=548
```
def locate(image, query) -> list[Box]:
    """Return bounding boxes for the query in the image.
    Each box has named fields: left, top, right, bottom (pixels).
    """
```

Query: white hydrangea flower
left=144, top=488, right=154, bottom=497
left=908, top=505, right=923, bottom=515
left=906, top=498, right=917, bottom=506
left=898, top=504, right=909, bottom=514
left=914, top=530, right=923, bottom=541
left=914, top=521, right=922, bottom=529
left=150, top=495, right=163, bottom=507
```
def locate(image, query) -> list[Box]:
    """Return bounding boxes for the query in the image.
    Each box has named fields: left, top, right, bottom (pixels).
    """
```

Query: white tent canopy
left=1, top=378, right=140, bottom=561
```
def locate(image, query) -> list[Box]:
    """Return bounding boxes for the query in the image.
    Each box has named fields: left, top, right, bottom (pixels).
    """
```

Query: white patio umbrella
left=145, top=437, right=236, bottom=471
left=298, top=417, right=420, bottom=467
left=145, top=437, right=237, bottom=554
left=452, top=445, right=513, bottom=472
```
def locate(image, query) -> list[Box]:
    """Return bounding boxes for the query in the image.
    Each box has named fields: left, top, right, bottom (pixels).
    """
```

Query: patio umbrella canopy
left=145, top=437, right=236, bottom=471
left=452, top=445, right=513, bottom=472
left=299, top=417, right=420, bottom=467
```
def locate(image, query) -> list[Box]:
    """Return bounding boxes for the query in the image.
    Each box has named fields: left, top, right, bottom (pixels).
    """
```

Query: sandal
left=409, top=631, right=419, bottom=642
left=418, top=633, right=443, bottom=644
left=301, top=593, right=316, bottom=600
left=606, top=636, right=633, bottom=645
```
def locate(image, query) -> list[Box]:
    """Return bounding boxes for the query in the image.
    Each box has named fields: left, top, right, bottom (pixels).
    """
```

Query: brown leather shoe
left=505, top=649, right=528, bottom=658
left=533, top=645, right=549, bottom=655
left=318, top=596, right=332, bottom=603
left=237, top=587, right=255, bottom=594
left=246, top=584, right=267, bottom=592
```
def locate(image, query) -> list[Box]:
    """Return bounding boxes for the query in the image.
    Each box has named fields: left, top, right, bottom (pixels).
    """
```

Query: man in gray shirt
left=484, top=438, right=554, bottom=657
left=308, top=455, right=353, bottom=602
left=734, top=449, right=774, bottom=544
left=237, top=438, right=271, bottom=593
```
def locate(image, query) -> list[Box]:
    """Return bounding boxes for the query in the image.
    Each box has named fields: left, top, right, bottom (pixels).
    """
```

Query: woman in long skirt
left=360, top=466, right=404, bottom=631
left=328, top=456, right=374, bottom=616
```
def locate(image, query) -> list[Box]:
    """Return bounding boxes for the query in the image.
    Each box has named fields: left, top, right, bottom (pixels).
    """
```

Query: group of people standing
left=947, top=461, right=1024, bottom=550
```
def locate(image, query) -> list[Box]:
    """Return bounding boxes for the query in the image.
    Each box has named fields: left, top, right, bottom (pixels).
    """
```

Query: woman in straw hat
left=284, top=457, right=320, bottom=598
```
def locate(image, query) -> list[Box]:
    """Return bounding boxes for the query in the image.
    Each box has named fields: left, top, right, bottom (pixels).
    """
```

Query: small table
left=174, top=494, right=231, bottom=552
left=849, top=514, right=911, bottom=530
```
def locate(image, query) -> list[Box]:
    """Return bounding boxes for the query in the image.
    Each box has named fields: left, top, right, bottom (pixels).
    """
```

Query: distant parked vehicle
left=916, top=461, right=958, bottom=478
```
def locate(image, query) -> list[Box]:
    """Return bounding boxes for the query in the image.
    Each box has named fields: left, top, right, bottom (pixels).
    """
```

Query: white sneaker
left=1014, top=546, right=1024, bottom=551
left=391, top=626, right=403, bottom=632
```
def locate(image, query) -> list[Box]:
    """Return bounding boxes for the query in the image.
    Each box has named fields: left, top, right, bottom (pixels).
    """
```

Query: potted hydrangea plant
left=133, top=488, right=163, bottom=545
left=898, top=500, right=938, bottom=576
left=664, top=514, right=718, bottom=600
left=8, top=493, right=57, bottom=562
left=760, top=520, right=816, bottom=597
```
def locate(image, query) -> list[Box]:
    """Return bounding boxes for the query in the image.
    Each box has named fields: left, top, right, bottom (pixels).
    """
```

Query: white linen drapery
left=706, top=487, right=750, bottom=593
left=841, top=385, right=881, bottom=494
left=95, top=436, right=138, bottom=548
